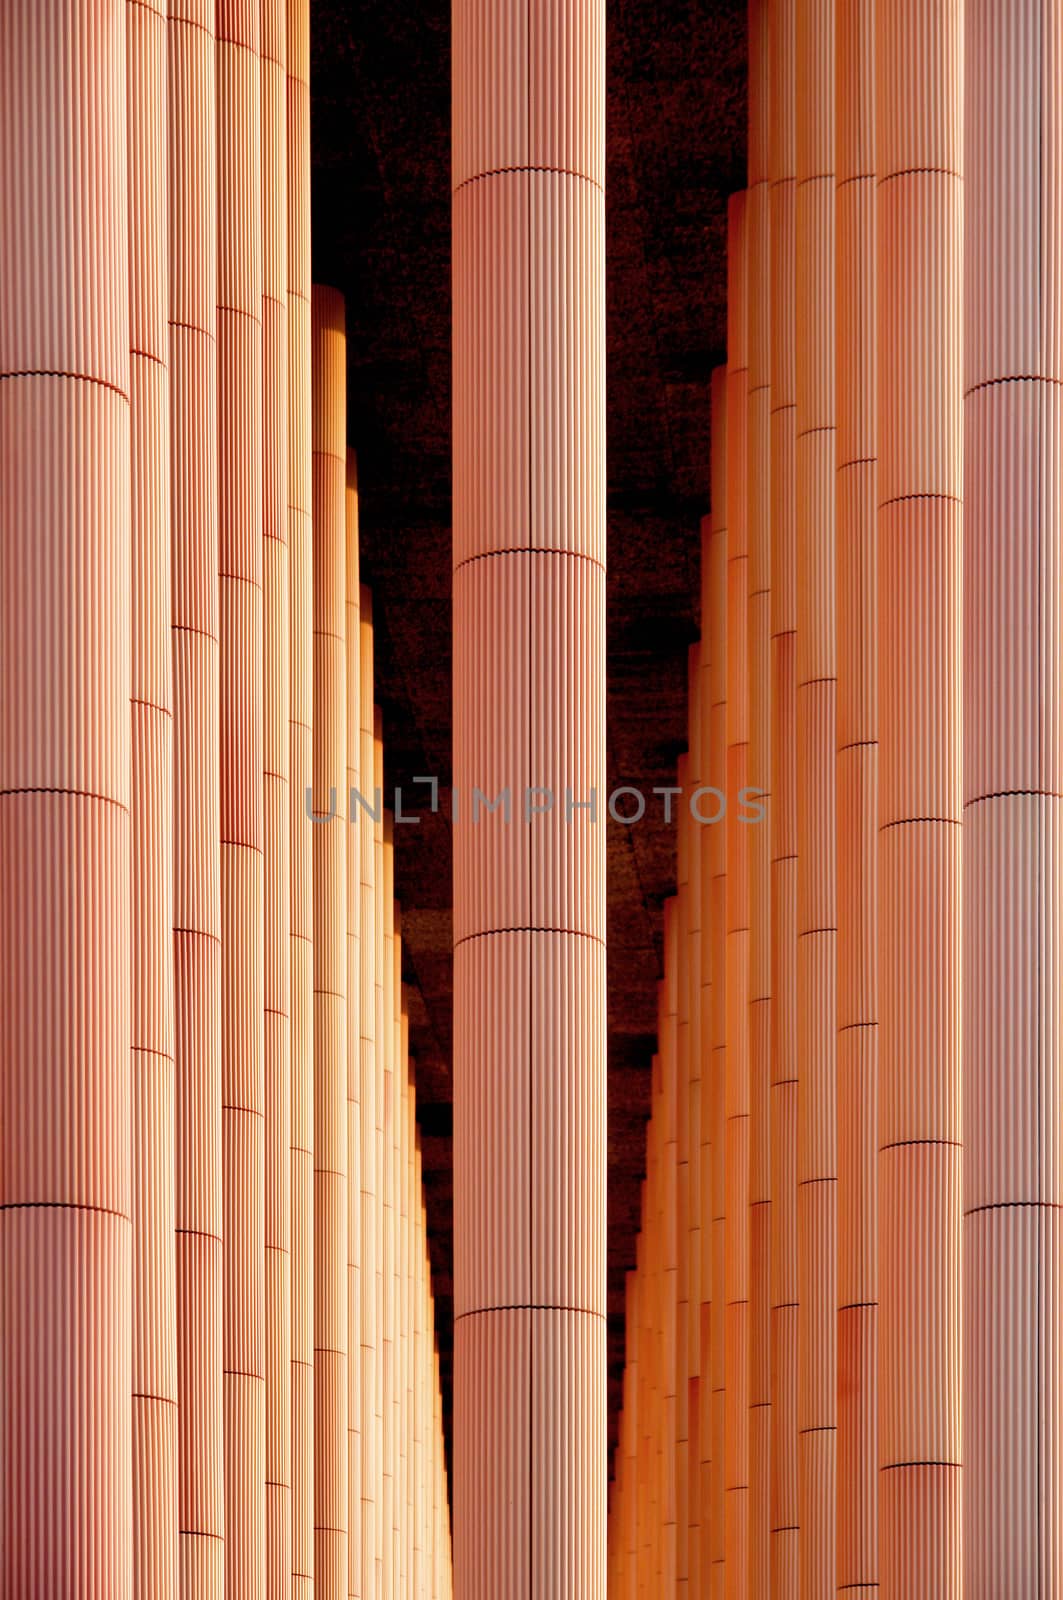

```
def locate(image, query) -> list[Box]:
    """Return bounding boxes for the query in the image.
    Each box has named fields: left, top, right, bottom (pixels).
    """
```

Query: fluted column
left=875, top=2, right=962, bottom=1591
left=836, top=2, right=878, bottom=1592
left=382, top=815, right=398, bottom=1598
left=964, top=3, right=1062, bottom=1592
left=285, top=4, right=315, bottom=1593
left=344, top=456, right=362, bottom=1599
left=746, top=7, right=773, bottom=1591
left=0, top=5, right=133, bottom=1593
left=128, top=1, right=179, bottom=1592
left=311, top=284, right=349, bottom=1599
left=696, top=513, right=715, bottom=1599
left=262, top=3, right=292, bottom=1592
left=167, top=2, right=225, bottom=1589
left=767, top=2, right=799, bottom=1591
left=685, top=647, right=704, bottom=1600
left=451, top=0, right=607, bottom=1592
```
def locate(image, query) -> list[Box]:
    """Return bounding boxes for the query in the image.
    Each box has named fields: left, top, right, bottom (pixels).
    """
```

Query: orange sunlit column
left=286, top=3, right=315, bottom=1593
left=661, top=908, right=680, bottom=1590
left=311, top=285, right=349, bottom=1599
left=707, top=373, right=729, bottom=1600
left=836, top=1, right=878, bottom=1590
left=675, top=781, right=691, bottom=1595
left=725, top=191, right=751, bottom=1599
left=876, top=2, right=962, bottom=1591
left=167, top=1, right=226, bottom=1589
left=746, top=7, right=773, bottom=1590
left=218, top=5, right=267, bottom=1587
left=964, top=3, right=1062, bottom=1593
left=262, top=3, right=292, bottom=1593
left=768, top=0, right=799, bottom=1592
left=128, top=1, right=179, bottom=1592
left=795, top=1, right=838, bottom=1590
left=685, top=647, right=704, bottom=1600
left=373, top=724, right=387, bottom=1597
left=359, top=593, right=383, bottom=1596
left=344, top=456, right=363, bottom=1598
left=0, top=5, right=133, bottom=1593
left=381, top=816, right=397, bottom=1598
left=451, top=0, right=607, bottom=1593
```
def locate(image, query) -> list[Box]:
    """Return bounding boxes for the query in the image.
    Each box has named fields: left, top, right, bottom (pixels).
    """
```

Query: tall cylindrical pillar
left=168, top=2, right=226, bottom=1589
left=836, top=1, right=878, bottom=1591
left=285, top=4, right=315, bottom=1593
left=344, top=455, right=362, bottom=1598
left=128, top=1, right=179, bottom=1593
left=964, top=2, right=1062, bottom=1592
left=451, top=0, right=607, bottom=1589
left=0, top=5, right=133, bottom=1593
left=876, top=2, right=962, bottom=1590
left=311, top=284, right=349, bottom=1599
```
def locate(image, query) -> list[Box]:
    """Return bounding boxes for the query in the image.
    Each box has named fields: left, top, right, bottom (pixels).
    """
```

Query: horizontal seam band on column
left=172, top=621, right=219, bottom=646
left=797, top=1176, right=837, bottom=1187
left=877, top=167, right=960, bottom=185
left=453, top=927, right=605, bottom=951
left=838, top=1020, right=878, bottom=1035
left=0, top=1200, right=130, bottom=1220
left=770, top=401, right=797, bottom=417
left=771, top=852, right=798, bottom=865
left=452, top=547, right=606, bottom=578
left=179, top=1529, right=224, bottom=1543
left=131, top=346, right=166, bottom=371
left=879, top=816, right=961, bottom=831
left=750, top=585, right=771, bottom=600
left=216, top=32, right=261, bottom=60
left=839, top=1300, right=877, bottom=1311
left=310, top=627, right=346, bottom=647
left=131, top=697, right=174, bottom=719
left=311, top=988, right=346, bottom=1002
left=0, top=369, right=129, bottom=401
left=222, top=1367, right=265, bottom=1382
left=0, top=786, right=128, bottom=813
left=798, top=674, right=837, bottom=689
left=221, top=837, right=263, bottom=853
left=751, top=1400, right=771, bottom=1409
left=965, top=1200, right=1063, bottom=1216
left=290, top=717, right=313, bottom=735
left=454, top=1303, right=605, bottom=1322
left=881, top=1459, right=961, bottom=1471
left=222, top=1103, right=265, bottom=1120
left=263, top=1005, right=290, bottom=1021
left=799, top=1424, right=836, bottom=1435
left=838, top=738, right=877, bottom=753
left=965, top=373, right=1063, bottom=397
left=451, top=165, right=603, bottom=197
left=219, top=570, right=263, bottom=592
left=965, top=788, right=1063, bottom=808
left=291, top=932, right=314, bottom=948
left=838, top=456, right=877, bottom=471
left=176, top=1223, right=222, bottom=1244
left=770, top=1076, right=799, bottom=1088
left=749, top=383, right=770, bottom=398
left=878, top=492, right=961, bottom=510
left=795, top=424, right=834, bottom=441
left=132, top=1392, right=178, bottom=1407
left=132, top=1042, right=176, bottom=1065
left=797, top=925, right=837, bottom=937
left=879, top=1138, right=962, bottom=1152
left=796, top=172, right=835, bottom=188
left=836, top=172, right=876, bottom=191
left=772, top=1525, right=800, bottom=1534
left=169, top=319, right=217, bottom=345
left=263, top=768, right=289, bottom=784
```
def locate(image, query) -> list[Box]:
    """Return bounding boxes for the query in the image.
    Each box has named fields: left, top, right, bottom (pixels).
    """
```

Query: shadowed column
left=451, top=0, right=607, bottom=1593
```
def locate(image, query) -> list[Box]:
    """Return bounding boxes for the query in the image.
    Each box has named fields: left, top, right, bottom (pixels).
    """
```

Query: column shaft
left=344, top=457, right=362, bottom=1597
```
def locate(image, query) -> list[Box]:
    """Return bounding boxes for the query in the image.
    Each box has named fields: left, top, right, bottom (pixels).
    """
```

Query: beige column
left=311, top=285, right=349, bottom=1599
left=768, top=0, right=799, bottom=1593
left=746, top=7, right=773, bottom=1592
left=0, top=4, right=133, bottom=1593
left=964, top=2, right=1062, bottom=1592
left=381, top=815, right=397, bottom=1597
left=836, top=2, right=878, bottom=1592
left=285, top=3, right=315, bottom=1593
left=218, top=6, right=266, bottom=1588
left=345, top=456, right=362, bottom=1598
left=167, top=2, right=226, bottom=1589
left=262, top=3, right=292, bottom=1593
left=876, top=2, right=962, bottom=1590
left=451, top=0, right=607, bottom=1593
left=795, top=1, right=838, bottom=1590
left=128, top=1, right=179, bottom=1593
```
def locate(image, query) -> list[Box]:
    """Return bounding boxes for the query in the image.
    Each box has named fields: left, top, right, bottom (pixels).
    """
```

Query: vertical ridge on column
left=261, top=2, right=292, bottom=1592
left=768, top=0, right=799, bottom=1592
left=311, top=283, right=349, bottom=1599
left=128, top=0, right=179, bottom=1592
left=166, top=2, right=225, bottom=1589
left=217, top=4, right=267, bottom=1588
left=836, top=1, right=878, bottom=1591
left=964, top=2, right=1062, bottom=1593
left=876, top=2, right=962, bottom=1591
left=285, top=3, right=315, bottom=1593
left=746, top=6, right=773, bottom=1591
left=0, top=4, right=134, bottom=1594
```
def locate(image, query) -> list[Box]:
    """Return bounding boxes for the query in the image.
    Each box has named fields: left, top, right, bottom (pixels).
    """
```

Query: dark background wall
left=309, top=0, right=747, bottom=1468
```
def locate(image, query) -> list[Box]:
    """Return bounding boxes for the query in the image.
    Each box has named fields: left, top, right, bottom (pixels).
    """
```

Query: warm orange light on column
left=344, top=454, right=363, bottom=1598
left=285, top=4, right=315, bottom=1593
left=0, top=5, right=133, bottom=1593
left=168, top=1, right=226, bottom=1588
left=451, top=0, right=607, bottom=1593
left=311, top=284, right=349, bottom=1599
left=964, top=3, right=1062, bottom=1592
left=767, top=0, right=799, bottom=1592
left=876, top=2, right=962, bottom=1591
left=129, top=1, right=179, bottom=1592
left=836, top=1, right=878, bottom=1590
left=685, top=651, right=704, bottom=1600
